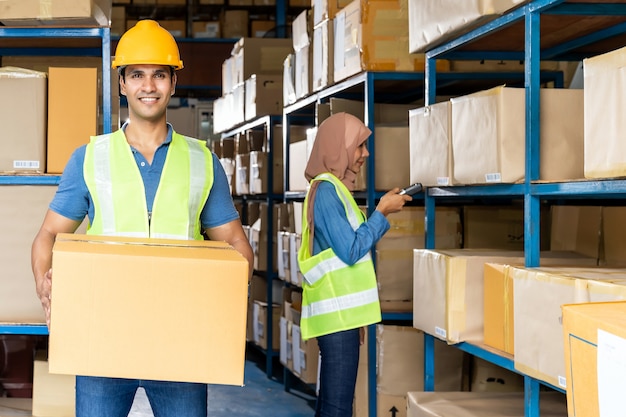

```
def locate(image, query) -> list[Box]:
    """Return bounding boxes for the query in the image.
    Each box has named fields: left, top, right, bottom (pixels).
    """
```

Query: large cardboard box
left=0, top=67, right=47, bottom=173
left=406, top=391, right=567, bottom=417
left=408, top=0, right=528, bottom=53
left=49, top=234, right=249, bottom=385
left=562, top=301, right=626, bottom=417
left=512, top=266, right=626, bottom=389
left=412, top=249, right=597, bottom=345
left=583, top=45, right=626, bottom=179
left=451, top=86, right=584, bottom=184
left=47, top=67, right=97, bottom=174
left=0, top=0, right=111, bottom=26
left=333, top=0, right=449, bottom=83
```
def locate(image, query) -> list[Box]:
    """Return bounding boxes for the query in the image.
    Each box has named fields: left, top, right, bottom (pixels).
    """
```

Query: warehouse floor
left=0, top=346, right=316, bottom=417
left=129, top=346, right=316, bottom=417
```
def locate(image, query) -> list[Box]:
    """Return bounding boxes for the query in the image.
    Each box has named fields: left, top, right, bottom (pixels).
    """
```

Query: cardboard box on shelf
left=333, top=0, right=450, bottom=83
left=0, top=0, right=111, bottom=26
left=32, top=352, right=75, bottom=417
left=450, top=86, right=584, bottom=184
left=409, top=102, right=456, bottom=187
left=49, top=234, right=249, bottom=386
left=562, top=301, right=626, bottom=417
left=47, top=67, right=97, bottom=174
left=512, top=266, right=626, bottom=390
left=583, top=45, right=626, bottom=179
left=0, top=186, right=59, bottom=324
left=312, top=19, right=334, bottom=92
left=0, top=67, right=47, bottom=174
left=412, top=249, right=598, bottom=345
left=407, top=0, right=528, bottom=53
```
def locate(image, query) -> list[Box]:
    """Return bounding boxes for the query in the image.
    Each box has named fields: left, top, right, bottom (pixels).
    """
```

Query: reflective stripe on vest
left=297, top=173, right=381, bottom=340
left=84, top=129, right=213, bottom=240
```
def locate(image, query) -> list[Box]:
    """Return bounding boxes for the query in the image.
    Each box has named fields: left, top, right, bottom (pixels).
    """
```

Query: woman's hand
left=375, top=188, right=412, bottom=217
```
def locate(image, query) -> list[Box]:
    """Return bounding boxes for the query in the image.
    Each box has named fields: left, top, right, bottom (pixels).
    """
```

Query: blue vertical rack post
left=421, top=1, right=626, bottom=416
left=0, top=25, right=112, bottom=337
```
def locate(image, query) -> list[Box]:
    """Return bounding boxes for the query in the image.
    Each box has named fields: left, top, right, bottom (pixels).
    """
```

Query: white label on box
left=293, top=325, right=303, bottom=374
left=485, top=172, right=502, bottom=183
left=280, top=317, right=288, bottom=364
left=14, top=160, right=40, bottom=169
left=435, top=326, right=447, bottom=339
left=253, top=303, right=261, bottom=343
left=598, top=329, right=626, bottom=417
left=276, top=232, right=285, bottom=279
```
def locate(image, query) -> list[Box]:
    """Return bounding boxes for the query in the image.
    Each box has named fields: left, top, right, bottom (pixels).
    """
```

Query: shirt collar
left=120, top=121, right=173, bottom=145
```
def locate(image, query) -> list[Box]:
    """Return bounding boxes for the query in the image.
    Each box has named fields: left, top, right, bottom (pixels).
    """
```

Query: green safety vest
left=83, top=129, right=213, bottom=240
left=297, top=173, right=381, bottom=340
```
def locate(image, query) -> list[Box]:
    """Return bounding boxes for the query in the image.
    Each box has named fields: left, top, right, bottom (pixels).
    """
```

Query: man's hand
left=37, top=268, right=53, bottom=327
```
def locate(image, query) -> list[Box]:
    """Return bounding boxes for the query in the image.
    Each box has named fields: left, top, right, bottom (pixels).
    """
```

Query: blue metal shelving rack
left=221, top=115, right=283, bottom=379
left=0, top=26, right=112, bottom=337
left=421, top=1, right=626, bottom=416
left=282, top=66, right=568, bottom=416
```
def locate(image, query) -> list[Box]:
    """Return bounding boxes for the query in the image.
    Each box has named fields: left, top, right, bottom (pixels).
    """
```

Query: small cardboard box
left=562, top=301, right=626, bottom=417
left=49, top=234, right=249, bottom=385
left=32, top=352, right=75, bottom=417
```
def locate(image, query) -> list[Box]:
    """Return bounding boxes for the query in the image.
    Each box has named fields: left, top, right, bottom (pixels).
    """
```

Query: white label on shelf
left=557, top=375, right=567, bottom=388
left=598, top=329, right=626, bottom=417
left=435, top=327, right=447, bottom=339
left=13, top=160, right=40, bottom=169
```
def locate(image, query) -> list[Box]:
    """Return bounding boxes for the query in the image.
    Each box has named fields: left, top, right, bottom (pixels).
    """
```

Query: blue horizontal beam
left=0, top=176, right=61, bottom=185
left=0, top=27, right=106, bottom=39
left=0, top=324, right=48, bottom=335
left=428, top=184, right=525, bottom=197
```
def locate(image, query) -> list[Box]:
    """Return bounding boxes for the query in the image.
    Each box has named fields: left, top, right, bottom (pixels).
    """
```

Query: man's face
left=120, top=64, right=175, bottom=122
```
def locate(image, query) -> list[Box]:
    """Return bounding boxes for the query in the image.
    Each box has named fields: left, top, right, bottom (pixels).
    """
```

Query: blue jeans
left=315, top=328, right=360, bottom=417
left=75, top=376, right=207, bottom=417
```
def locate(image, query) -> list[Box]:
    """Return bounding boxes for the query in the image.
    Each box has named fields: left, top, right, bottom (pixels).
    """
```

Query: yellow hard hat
left=112, top=20, right=184, bottom=70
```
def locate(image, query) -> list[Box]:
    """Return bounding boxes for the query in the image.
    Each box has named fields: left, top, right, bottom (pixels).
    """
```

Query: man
left=31, top=19, right=253, bottom=417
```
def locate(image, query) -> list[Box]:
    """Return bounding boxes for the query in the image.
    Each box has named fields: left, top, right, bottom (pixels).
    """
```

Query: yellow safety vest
left=297, top=173, right=381, bottom=340
left=83, top=129, right=213, bottom=240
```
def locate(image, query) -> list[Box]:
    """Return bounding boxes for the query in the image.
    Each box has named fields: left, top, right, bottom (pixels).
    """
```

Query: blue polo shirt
left=311, top=180, right=389, bottom=265
left=50, top=123, right=239, bottom=230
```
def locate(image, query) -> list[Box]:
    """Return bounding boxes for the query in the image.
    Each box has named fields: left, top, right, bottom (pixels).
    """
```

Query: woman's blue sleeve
left=312, top=181, right=389, bottom=265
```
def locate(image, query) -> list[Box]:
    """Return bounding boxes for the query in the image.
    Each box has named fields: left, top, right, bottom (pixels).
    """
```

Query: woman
left=297, top=112, right=411, bottom=416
